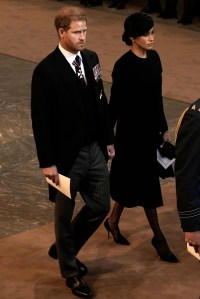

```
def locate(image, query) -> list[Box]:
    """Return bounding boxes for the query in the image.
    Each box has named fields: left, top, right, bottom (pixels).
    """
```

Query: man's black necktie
left=72, top=55, right=86, bottom=85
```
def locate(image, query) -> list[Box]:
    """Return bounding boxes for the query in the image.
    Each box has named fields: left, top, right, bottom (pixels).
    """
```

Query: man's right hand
left=42, top=165, right=59, bottom=185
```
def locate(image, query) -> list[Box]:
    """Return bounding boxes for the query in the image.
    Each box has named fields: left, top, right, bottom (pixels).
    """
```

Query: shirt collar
left=58, top=44, right=82, bottom=64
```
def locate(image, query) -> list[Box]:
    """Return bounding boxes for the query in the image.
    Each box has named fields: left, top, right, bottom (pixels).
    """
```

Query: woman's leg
left=104, top=202, right=130, bottom=245
left=144, top=207, right=179, bottom=262
left=144, top=207, right=166, bottom=240
left=108, top=202, right=124, bottom=231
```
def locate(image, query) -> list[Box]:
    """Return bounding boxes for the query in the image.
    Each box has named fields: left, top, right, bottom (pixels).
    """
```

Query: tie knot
left=75, top=55, right=81, bottom=66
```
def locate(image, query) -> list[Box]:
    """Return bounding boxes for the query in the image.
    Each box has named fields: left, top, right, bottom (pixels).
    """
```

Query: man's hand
left=42, top=165, right=59, bottom=185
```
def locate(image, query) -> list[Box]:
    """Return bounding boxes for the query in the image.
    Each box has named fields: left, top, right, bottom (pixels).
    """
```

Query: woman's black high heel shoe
left=104, top=218, right=130, bottom=245
left=151, top=236, right=179, bottom=263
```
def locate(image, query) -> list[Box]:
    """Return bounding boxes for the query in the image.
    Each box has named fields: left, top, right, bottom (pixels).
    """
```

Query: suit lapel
left=51, top=47, right=86, bottom=113
left=53, top=47, right=77, bottom=87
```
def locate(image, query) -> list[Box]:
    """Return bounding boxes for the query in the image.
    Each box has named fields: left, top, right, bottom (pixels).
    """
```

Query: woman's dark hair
left=122, top=12, right=154, bottom=45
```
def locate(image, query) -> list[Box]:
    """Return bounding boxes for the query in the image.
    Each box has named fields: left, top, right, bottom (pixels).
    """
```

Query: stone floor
left=0, top=53, right=188, bottom=238
left=1, top=0, right=197, bottom=239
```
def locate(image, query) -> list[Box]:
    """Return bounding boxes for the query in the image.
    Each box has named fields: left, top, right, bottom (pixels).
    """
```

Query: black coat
left=31, top=47, right=114, bottom=200
left=109, top=50, right=168, bottom=208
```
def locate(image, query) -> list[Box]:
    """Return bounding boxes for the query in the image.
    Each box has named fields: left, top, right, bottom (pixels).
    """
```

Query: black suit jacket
left=31, top=47, right=114, bottom=200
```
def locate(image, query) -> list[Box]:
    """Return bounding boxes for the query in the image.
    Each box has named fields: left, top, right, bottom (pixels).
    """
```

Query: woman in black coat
left=104, top=12, right=179, bottom=263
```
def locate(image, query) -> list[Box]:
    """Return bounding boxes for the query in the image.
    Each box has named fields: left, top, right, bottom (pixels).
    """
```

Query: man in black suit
left=31, top=6, right=115, bottom=298
left=175, top=98, right=200, bottom=256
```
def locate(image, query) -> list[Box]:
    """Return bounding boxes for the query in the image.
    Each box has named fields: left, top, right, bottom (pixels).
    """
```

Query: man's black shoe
left=66, top=275, right=93, bottom=298
left=48, top=244, right=88, bottom=276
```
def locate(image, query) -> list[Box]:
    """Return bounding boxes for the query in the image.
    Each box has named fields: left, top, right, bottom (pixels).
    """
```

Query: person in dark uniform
left=104, top=12, right=179, bottom=263
left=81, top=0, right=102, bottom=7
left=142, top=0, right=179, bottom=19
left=177, top=0, right=199, bottom=25
left=31, top=6, right=115, bottom=298
left=158, top=0, right=179, bottom=19
left=58, top=0, right=102, bottom=7
left=141, top=0, right=162, bottom=13
left=108, top=0, right=126, bottom=9
left=175, top=98, right=200, bottom=254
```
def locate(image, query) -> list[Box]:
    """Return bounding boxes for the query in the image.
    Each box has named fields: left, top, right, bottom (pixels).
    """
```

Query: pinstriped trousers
left=54, top=142, right=110, bottom=278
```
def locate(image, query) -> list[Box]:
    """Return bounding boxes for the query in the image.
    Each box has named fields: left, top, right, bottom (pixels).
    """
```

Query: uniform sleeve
left=175, top=108, right=200, bottom=231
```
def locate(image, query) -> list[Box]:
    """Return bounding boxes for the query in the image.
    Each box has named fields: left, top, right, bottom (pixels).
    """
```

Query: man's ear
left=58, top=28, right=65, bottom=39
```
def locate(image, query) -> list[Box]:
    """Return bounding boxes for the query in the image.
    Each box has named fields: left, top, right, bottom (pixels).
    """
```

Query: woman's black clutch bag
left=158, top=141, right=176, bottom=160
left=157, top=141, right=176, bottom=179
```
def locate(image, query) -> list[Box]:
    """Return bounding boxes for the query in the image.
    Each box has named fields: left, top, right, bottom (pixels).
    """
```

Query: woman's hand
left=162, top=131, right=171, bottom=143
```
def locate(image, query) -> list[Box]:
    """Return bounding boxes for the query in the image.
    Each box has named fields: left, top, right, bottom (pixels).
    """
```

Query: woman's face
left=133, top=27, right=155, bottom=51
